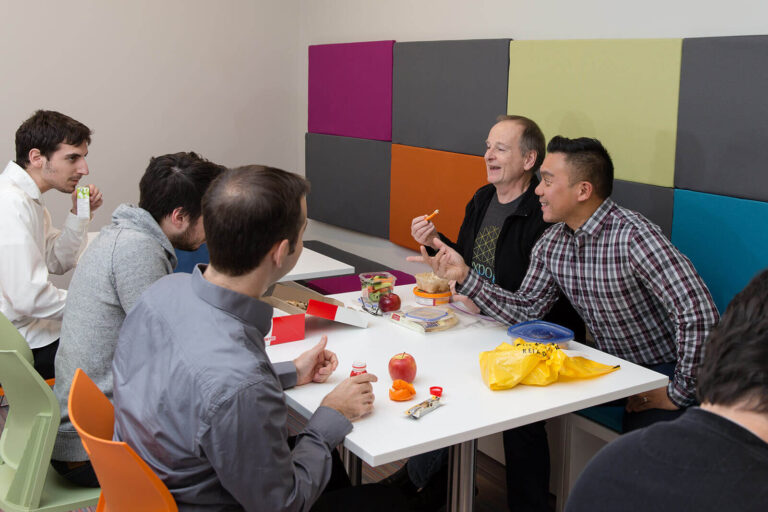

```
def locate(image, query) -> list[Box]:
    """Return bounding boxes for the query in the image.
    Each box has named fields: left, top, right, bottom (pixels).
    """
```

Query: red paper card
left=270, top=314, right=305, bottom=344
left=306, top=299, right=338, bottom=320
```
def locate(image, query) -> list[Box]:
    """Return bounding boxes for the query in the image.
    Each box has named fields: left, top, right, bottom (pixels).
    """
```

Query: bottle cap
left=429, top=386, right=443, bottom=397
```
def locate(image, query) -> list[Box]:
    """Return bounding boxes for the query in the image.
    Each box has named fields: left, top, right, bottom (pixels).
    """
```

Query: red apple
left=388, top=352, right=417, bottom=383
left=378, top=292, right=401, bottom=312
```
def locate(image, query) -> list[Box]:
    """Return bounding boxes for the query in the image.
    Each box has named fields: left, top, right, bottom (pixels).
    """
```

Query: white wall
left=1, top=0, right=301, bottom=232
left=298, top=0, right=768, bottom=266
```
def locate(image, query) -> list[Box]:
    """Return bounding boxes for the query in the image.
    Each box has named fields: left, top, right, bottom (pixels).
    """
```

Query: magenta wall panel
left=308, top=40, right=394, bottom=141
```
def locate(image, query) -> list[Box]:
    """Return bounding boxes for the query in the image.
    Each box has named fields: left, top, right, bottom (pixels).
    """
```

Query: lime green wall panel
left=507, top=39, right=681, bottom=187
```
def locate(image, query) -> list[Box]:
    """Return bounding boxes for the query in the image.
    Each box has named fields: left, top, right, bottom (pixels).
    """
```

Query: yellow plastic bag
left=479, top=339, right=620, bottom=390
left=479, top=342, right=541, bottom=390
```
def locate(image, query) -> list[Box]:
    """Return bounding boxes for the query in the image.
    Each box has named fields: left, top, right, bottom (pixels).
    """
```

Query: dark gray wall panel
left=675, top=36, right=768, bottom=202
left=611, top=180, right=674, bottom=238
left=392, top=39, right=510, bottom=156
left=305, top=133, right=390, bottom=238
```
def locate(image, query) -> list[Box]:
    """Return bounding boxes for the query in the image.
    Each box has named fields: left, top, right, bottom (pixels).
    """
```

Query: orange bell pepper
left=389, top=379, right=416, bottom=401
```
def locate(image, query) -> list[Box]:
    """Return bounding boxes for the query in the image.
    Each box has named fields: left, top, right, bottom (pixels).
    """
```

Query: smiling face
left=535, top=152, right=583, bottom=225
left=484, top=120, right=532, bottom=189
left=39, top=142, right=90, bottom=193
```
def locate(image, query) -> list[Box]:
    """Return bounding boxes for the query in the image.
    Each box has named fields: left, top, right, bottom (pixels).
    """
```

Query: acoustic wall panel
left=671, top=190, right=768, bottom=312
left=390, top=144, right=488, bottom=250
left=305, top=133, right=391, bottom=238
left=392, top=39, right=511, bottom=156
left=508, top=39, right=682, bottom=187
left=308, top=40, right=394, bottom=141
left=611, top=180, right=674, bottom=238
left=675, top=35, right=768, bottom=202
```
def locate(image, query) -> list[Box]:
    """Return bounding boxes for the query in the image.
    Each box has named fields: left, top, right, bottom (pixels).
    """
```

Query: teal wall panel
left=671, top=190, right=768, bottom=312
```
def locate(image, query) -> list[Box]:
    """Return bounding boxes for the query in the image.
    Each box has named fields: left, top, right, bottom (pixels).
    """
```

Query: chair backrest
left=0, top=348, right=60, bottom=508
left=69, top=368, right=177, bottom=512
left=0, top=312, right=34, bottom=364
left=0, top=312, right=54, bottom=397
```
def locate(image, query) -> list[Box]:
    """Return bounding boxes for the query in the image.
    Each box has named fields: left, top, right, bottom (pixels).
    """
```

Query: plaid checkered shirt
left=458, top=198, right=719, bottom=407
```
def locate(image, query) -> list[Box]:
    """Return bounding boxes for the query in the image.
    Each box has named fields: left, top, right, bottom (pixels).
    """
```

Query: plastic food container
left=413, top=286, right=451, bottom=306
left=507, top=320, right=574, bottom=348
left=359, top=272, right=397, bottom=305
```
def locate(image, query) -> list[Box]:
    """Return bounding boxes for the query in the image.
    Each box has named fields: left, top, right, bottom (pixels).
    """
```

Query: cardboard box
left=264, top=281, right=368, bottom=344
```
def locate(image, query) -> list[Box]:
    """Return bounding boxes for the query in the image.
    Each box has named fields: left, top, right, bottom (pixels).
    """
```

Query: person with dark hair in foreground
left=112, top=166, right=413, bottom=511
left=566, top=268, right=768, bottom=512
left=413, top=136, right=720, bottom=433
left=51, top=152, right=225, bottom=486
left=0, top=110, right=103, bottom=379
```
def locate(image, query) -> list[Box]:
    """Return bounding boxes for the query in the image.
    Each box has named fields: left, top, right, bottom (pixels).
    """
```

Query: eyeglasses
left=358, top=298, right=382, bottom=316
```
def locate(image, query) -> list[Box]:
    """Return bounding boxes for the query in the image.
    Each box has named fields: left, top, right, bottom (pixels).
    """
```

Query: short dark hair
left=15, top=110, right=92, bottom=169
left=546, top=136, right=614, bottom=199
left=697, top=269, right=768, bottom=413
left=202, top=165, right=310, bottom=276
left=496, top=115, right=546, bottom=173
left=138, top=152, right=225, bottom=223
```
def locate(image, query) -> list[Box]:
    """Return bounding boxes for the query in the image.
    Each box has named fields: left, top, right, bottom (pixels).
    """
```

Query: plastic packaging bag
left=479, top=339, right=619, bottom=390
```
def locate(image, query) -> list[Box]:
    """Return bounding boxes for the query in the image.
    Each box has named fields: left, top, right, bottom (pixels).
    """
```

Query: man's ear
left=523, top=150, right=537, bottom=172
left=576, top=181, right=594, bottom=202
left=28, top=149, right=44, bottom=169
left=169, top=207, right=188, bottom=229
left=271, top=239, right=291, bottom=268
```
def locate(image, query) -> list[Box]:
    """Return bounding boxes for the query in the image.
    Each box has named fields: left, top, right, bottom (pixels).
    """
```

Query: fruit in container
left=388, top=352, right=417, bottom=383
left=359, top=271, right=397, bottom=304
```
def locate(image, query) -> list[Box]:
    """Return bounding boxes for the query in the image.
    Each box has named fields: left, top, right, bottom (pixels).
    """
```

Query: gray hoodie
left=53, top=203, right=177, bottom=461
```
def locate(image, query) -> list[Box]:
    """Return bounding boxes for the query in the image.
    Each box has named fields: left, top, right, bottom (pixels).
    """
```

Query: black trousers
left=299, top=438, right=415, bottom=511
left=32, top=339, right=59, bottom=380
left=503, top=421, right=551, bottom=512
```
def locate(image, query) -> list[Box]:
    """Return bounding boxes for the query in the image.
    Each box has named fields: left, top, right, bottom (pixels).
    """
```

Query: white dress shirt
left=0, top=160, right=89, bottom=349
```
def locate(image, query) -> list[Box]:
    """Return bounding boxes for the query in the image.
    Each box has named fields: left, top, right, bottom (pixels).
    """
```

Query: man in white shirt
left=0, top=110, right=103, bottom=379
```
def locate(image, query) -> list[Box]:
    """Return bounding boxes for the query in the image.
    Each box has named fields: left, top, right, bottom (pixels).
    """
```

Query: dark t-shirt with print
left=471, top=193, right=523, bottom=284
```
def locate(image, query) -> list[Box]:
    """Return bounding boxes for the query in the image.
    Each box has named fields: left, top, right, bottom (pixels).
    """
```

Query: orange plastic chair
left=68, top=368, right=177, bottom=512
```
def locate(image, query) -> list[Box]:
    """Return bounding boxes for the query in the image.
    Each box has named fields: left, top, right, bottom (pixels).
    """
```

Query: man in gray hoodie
left=51, top=151, right=225, bottom=486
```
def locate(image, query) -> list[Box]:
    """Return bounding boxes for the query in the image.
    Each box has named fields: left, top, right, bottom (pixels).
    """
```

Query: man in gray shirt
left=112, top=166, right=402, bottom=511
left=52, top=152, right=225, bottom=486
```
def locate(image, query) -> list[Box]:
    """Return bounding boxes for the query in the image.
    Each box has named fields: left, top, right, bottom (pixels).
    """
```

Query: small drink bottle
left=350, top=361, right=367, bottom=377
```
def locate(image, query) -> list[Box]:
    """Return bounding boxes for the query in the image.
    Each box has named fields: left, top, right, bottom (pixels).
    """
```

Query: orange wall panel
left=389, top=144, right=488, bottom=251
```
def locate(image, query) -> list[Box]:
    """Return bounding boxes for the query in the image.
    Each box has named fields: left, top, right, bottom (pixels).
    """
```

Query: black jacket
left=435, top=178, right=585, bottom=340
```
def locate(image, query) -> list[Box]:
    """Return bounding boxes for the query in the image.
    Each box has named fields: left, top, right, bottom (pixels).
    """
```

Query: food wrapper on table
left=479, top=339, right=620, bottom=390
left=389, top=306, right=458, bottom=333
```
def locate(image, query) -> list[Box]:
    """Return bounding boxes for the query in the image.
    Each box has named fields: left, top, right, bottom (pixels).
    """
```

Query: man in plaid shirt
left=413, top=135, right=719, bottom=429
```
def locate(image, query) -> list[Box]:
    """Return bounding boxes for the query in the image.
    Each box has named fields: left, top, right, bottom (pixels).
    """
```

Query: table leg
left=339, top=445, right=362, bottom=486
left=446, top=439, right=477, bottom=512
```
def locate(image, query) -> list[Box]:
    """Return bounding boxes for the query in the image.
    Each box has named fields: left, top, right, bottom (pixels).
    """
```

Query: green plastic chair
left=0, top=312, right=101, bottom=512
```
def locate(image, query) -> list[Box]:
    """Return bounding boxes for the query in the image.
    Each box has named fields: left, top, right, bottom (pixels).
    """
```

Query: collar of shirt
left=2, top=160, right=42, bottom=202
left=190, top=264, right=273, bottom=334
left=572, top=197, right=616, bottom=239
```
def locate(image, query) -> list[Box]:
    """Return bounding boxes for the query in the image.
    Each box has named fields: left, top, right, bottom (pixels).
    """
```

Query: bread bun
left=415, top=272, right=450, bottom=293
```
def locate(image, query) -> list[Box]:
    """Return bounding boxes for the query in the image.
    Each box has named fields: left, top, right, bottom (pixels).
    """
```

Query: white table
left=87, top=234, right=354, bottom=282
left=266, top=285, right=668, bottom=511
left=278, top=247, right=354, bottom=282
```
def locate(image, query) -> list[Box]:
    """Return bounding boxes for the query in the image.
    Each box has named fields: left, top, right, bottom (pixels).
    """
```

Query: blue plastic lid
left=507, top=320, right=574, bottom=344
